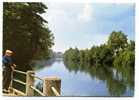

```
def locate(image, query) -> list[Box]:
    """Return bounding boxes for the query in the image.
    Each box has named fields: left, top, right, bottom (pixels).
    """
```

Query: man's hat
left=6, top=50, right=13, bottom=54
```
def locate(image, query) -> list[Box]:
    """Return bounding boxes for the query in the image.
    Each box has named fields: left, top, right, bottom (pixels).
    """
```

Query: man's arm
left=11, top=64, right=16, bottom=71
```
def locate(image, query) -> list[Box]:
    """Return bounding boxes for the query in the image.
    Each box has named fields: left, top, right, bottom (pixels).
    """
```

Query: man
left=2, top=50, right=16, bottom=93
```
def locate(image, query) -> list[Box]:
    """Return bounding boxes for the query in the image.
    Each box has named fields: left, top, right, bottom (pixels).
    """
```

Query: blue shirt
left=3, top=55, right=13, bottom=67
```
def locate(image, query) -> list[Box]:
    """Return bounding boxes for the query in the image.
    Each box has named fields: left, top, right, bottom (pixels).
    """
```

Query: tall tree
left=107, top=31, right=128, bottom=54
left=3, top=2, right=54, bottom=70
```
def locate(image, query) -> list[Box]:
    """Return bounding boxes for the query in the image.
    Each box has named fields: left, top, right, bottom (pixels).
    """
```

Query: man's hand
left=11, top=64, right=17, bottom=71
left=13, top=64, right=17, bottom=68
left=11, top=66, right=15, bottom=71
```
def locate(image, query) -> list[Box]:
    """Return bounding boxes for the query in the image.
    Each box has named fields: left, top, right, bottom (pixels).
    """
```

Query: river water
left=33, top=58, right=134, bottom=96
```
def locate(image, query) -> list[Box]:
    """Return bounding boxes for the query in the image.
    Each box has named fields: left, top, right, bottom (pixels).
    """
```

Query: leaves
left=63, top=31, right=135, bottom=96
left=107, top=31, right=128, bottom=53
left=64, top=31, right=135, bottom=68
left=3, top=2, right=54, bottom=70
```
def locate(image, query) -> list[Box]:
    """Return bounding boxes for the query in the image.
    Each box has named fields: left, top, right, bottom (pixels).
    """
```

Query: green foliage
left=64, top=31, right=134, bottom=68
left=107, top=31, right=128, bottom=53
left=3, top=2, right=54, bottom=70
left=113, top=50, right=135, bottom=68
left=63, top=31, right=135, bottom=96
left=64, top=44, right=114, bottom=67
left=127, top=40, right=135, bottom=51
left=113, top=44, right=135, bottom=88
left=64, top=48, right=80, bottom=62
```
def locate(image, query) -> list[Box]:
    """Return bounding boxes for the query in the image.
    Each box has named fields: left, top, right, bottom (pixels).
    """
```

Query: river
left=33, top=58, right=134, bottom=96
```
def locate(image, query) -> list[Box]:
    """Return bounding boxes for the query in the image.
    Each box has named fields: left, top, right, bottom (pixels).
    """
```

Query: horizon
left=42, top=2, right=135, bottom=53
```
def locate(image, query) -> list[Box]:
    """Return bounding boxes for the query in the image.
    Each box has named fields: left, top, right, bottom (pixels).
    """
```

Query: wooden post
left=43, top=76, right=61, bottom=96
left=26, top=71, right=34, bottom=96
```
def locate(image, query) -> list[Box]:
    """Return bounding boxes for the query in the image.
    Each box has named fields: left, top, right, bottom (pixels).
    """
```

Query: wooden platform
left=3, top=93, right=16, bottom=96
left=2, top=70, right=61, bottom=96
left=3, top=87, right=17, bottom=96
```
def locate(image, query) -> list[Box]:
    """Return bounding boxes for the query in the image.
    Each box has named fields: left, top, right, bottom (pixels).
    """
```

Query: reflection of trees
left=64, top=60, right=80, bottom=74
left=64, top=60, right=134, bottom=96
left=107, top=79, right=126, bottom=96
left=31, top=58, right=56, bottom=70
left=35, top=81, right=43, bottom=96
left=36, top=81, right=43, bottom=91
left=115, top=66, right=134, bottom=90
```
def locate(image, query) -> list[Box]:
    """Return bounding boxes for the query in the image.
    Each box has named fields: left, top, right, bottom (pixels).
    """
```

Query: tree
left=64, top=31, right=134, bottom=69
left=63, top=31, right=134, bottom=96
left=3, top=2, right=54, bottom=70
left=64, top=47, right=80, bottom=62
left=107, top=31, right=128, bottom=54
left=113, top=50, right=135, bottom=68
left=127, top=40, right=135, bottom=51
left=99, top=44, right=113, bottom=66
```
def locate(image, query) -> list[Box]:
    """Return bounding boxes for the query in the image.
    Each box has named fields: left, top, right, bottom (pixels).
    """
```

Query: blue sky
left=42, top=2, right=135, bottom=52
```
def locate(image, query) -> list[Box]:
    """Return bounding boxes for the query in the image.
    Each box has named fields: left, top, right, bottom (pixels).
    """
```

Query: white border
left=135, top=0, right=139, bottom=98
left=0, top=0, right=138, bottom=100
left=2, top=0, right=137, bottom=3
left=0, top=0, right=2, bottom=99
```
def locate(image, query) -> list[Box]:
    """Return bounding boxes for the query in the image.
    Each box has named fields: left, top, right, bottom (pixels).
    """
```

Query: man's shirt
left=3, top=55, right=13, bottom=68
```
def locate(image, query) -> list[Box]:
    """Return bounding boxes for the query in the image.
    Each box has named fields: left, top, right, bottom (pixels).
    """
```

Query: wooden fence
left=11, top=69, right=61, bottom=96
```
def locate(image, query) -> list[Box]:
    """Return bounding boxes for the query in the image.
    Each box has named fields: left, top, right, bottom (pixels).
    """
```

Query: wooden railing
left=11, top=69, right=61, bottom=96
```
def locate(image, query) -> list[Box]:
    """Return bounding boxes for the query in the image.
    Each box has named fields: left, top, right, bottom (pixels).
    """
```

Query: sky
left=42, top=2, right=135, bottom=53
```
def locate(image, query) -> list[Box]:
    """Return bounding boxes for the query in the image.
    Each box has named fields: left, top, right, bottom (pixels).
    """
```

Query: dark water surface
left=33, top=58, right=134, bottom=96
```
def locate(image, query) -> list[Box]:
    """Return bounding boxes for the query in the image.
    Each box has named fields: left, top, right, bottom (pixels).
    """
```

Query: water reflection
left=63, top=60, right=134, bottom=96
left=34, top=59, right=134, bottom=96
left=31, top=58, right=56, bottom=71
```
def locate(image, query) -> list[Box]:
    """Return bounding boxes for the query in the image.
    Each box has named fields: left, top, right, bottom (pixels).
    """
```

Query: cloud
left=78, top=3, right=93, bottom=22
left=42, top=2, right=134, bottom=52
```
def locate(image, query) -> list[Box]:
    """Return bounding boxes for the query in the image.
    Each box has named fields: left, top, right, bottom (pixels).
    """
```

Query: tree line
left=64, top=31, right=135, bottom=68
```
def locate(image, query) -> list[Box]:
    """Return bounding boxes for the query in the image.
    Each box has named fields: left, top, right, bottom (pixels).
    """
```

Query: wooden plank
left=51, top=87, right=60, bottom=96
left=30, top=74, right=43, bottom=81
left=43, top=76, right=61, bottom=96
left=12, top=88, right=26, bottom=96
left=3, top=93, right=16, bottom=96
left=3, top=88, right=26, bottom=96
left=30, top=86, right=45, bottom=96
left=26, top=71, right=35, bottom=96
left=14, top=70, right=26, bottom=75
left=13, top=79, right=26, bottom=85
